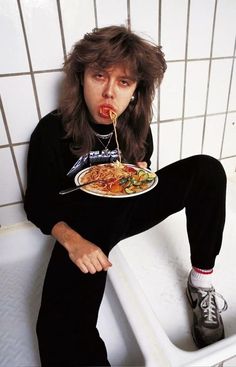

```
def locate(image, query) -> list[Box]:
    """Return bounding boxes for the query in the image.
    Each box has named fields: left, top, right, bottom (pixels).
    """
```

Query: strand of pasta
left=109, top=110, right=121, bottom=162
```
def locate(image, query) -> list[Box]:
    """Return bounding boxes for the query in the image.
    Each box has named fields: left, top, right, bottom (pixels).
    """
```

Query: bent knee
left=192, top=154, right=226, bottom=185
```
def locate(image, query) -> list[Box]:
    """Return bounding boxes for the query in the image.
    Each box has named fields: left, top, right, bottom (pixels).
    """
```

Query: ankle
left=190, top=267, right=213, bottom=289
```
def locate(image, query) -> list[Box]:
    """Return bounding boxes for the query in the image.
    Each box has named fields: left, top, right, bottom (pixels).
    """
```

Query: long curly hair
left=59, top=25, right=167, bottom=163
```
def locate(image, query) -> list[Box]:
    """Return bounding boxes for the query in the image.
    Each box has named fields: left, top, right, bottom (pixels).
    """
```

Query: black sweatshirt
left=24, top=110, right=153, bottom=235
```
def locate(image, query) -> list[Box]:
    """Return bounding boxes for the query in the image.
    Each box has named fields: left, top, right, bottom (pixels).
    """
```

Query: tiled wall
left=1, top=0, right=236, bottom=227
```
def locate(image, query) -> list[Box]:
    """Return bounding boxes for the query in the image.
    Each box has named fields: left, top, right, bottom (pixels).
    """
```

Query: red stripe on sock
left=193, top=267, right=213, bottom=274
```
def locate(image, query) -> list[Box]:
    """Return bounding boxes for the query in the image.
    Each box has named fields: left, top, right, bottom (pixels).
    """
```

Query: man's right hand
left=51, top=221, right=112, bottom=274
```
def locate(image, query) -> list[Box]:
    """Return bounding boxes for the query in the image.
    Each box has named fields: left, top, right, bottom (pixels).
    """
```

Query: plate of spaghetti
left=74, top=162, right=158, bottom=198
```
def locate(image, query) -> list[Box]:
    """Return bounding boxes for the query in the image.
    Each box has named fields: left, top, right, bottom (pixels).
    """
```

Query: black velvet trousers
left=37, top=155, right=226, bottom=366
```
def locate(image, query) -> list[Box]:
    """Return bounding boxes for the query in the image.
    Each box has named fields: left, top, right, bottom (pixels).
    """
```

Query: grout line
left=179, top=0, right=191, bottom=159
left=0, top=96, right=25, bottom=200
left=1, top=58, right=235, bottom=79
left=156, top=0, right=162, bottom=171
left=0, top=69, right=63, bottom=78
left=159, top=110, right=236, bottom=123
left=166, top=55, right=236, bottom=63
left=219, top=35, right=236, bottom=159
left=17, top=0, right=41, bottom=120
left=0, top=142, right=29, bottom=149
left=31, top=68, right=62, bottom=74
left=1, top=112, right=236, bottom=150
left=201, top=0, right=218, bottom=154
left=127, top=0, right=131, bottom=30
left=0, top=201, right=23, bottom=209
left=93, top=0, right=98, bottom=28
left=0, top=71, right=30, bottom=78
left=220, top=155, right=236, bottom=161
left=56, top=0, right=67, bottom=59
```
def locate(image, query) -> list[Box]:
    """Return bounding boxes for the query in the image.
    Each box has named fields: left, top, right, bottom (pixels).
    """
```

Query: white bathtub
left=108, top=176, right=236, bottom=366
left=0, top=177, right=236, bottom=367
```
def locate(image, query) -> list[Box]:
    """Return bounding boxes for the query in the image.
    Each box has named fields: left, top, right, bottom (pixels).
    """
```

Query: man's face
left=83, top=63, right=137, bottom=125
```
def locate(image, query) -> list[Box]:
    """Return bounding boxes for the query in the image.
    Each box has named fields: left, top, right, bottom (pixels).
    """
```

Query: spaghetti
left=109, top=110, right=121, bottom=162
left=79, top=163, right=156, bottom=195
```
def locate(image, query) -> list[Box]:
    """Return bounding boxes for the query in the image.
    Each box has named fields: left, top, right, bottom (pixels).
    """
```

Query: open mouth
left=99, top=105, right=116, bottom=119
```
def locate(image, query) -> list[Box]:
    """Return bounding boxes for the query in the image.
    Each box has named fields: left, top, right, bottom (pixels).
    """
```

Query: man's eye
left=95, top=73, right=104, bottom=79
left=120, top=79, right=129, bottom=86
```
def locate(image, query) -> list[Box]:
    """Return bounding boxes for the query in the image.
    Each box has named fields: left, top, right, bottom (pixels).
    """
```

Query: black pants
left=37, top=155, right=226, bottom=366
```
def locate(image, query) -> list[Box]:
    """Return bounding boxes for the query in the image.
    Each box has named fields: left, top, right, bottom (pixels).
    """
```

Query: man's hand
left=68, top=238, right=112, bottom=274
left=136, top=161, right=148, bottom=169
left=51, top=221, right=112, bottom=274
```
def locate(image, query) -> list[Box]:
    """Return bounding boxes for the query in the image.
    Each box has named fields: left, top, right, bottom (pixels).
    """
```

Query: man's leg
left=37, top=243, right=110, bottom=366
left=121, top=155, right=227, bottom=348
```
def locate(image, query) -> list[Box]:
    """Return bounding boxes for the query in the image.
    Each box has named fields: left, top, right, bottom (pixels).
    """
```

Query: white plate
left=74, top=163, right=158, bottom=198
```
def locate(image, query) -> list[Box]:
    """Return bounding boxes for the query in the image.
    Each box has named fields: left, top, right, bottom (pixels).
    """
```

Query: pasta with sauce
left=78, top=162, right=156, bottom=195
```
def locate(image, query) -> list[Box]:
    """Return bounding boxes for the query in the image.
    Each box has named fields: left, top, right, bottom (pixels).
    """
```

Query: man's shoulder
left=38, top=109, right=62, bottom=128
left=33, top=109, right=64, bottom=137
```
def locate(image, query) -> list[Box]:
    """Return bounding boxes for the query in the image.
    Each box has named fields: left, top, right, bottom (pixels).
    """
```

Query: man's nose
left=102, top=80, right=115, bottom=99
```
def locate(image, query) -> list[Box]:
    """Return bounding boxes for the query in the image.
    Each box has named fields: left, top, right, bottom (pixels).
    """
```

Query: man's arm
left=51, top=221, right=112, bottom=274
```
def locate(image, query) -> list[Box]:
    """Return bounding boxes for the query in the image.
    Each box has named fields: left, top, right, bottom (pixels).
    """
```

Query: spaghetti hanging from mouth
left=109, top=110, right=121, bottom=162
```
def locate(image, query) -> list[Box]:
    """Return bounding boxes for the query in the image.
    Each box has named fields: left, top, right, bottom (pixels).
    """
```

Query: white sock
left=190, top=267, right=213, bottom=289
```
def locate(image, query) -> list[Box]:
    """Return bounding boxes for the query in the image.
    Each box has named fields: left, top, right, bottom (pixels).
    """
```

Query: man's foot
left=186, top=277, right=228, bottom=348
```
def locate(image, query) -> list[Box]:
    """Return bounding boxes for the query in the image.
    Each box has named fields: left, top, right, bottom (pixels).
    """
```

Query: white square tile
left=185, top=61, right=209, bottom=117
left=0, top=112, right=8, bottom=146
left=221, top=157, right=236, bottom=177
left=150, top=123, right=158, bottom=172
left=161, top=0, right=188, bottom=60
left=0, top=75, right=38, bottom=144
left=222, top=113, right=236, bottom=158
left=0, top=148, right=22, bottom=205
left=159, top=121, right=182, bottom=168
left=181, top=117, right=204, bottom=158
left=14, top=144, right=28, bottom=193
left=0, top=1, right=29, bottom=73
left=228, top=65, right=236, bottom=111
left=130, top=0, right=159, bottom=43
left=188, top=0, right=215, bottom=59
left=0, top=204, right=26, bottom=227
left=160, top=62, right=185, bottom=120
left=96, top=0, right=127, bottom=27
left=35, top=71, right=64, bottom=118
left=202, top=114, right=225, bottom=158
left=60, top=0, right=95, bottom=54
left=207, top=59, right=232, bottom=114
left=20, top=0, right=64, bottom=70
left=213, top=0, right=236, bottom=57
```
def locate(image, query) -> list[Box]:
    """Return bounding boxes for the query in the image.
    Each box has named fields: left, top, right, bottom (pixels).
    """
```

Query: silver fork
left=59, top=179, right=105, bottom=195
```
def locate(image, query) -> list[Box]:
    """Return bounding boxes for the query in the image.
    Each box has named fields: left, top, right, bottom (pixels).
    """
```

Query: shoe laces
left=200, top=289, right=228, bottom=324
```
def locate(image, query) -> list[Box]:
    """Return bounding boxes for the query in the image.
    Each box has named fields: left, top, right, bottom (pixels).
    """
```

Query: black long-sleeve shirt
left=24, top=110, right=153, bottom=235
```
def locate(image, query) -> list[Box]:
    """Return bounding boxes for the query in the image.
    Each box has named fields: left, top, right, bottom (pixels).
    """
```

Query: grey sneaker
left=186, top=277, right=228, bottom=348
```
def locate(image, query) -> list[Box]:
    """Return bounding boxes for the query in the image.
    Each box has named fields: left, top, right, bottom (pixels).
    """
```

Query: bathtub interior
left=108, top=176, right=236, bottom=366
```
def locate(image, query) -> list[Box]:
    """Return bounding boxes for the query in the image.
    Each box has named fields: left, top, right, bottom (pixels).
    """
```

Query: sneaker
left=186, top=277, right=228, bottom=348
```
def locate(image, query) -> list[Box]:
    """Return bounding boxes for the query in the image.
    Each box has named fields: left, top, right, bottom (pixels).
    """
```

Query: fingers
left=136, top=161, right=148, bottom=169
left=70, top=248, right=112, bottom=274
left=82, top=256, right=103, bottom=274
left=97, top=251, right=112, bottom=269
